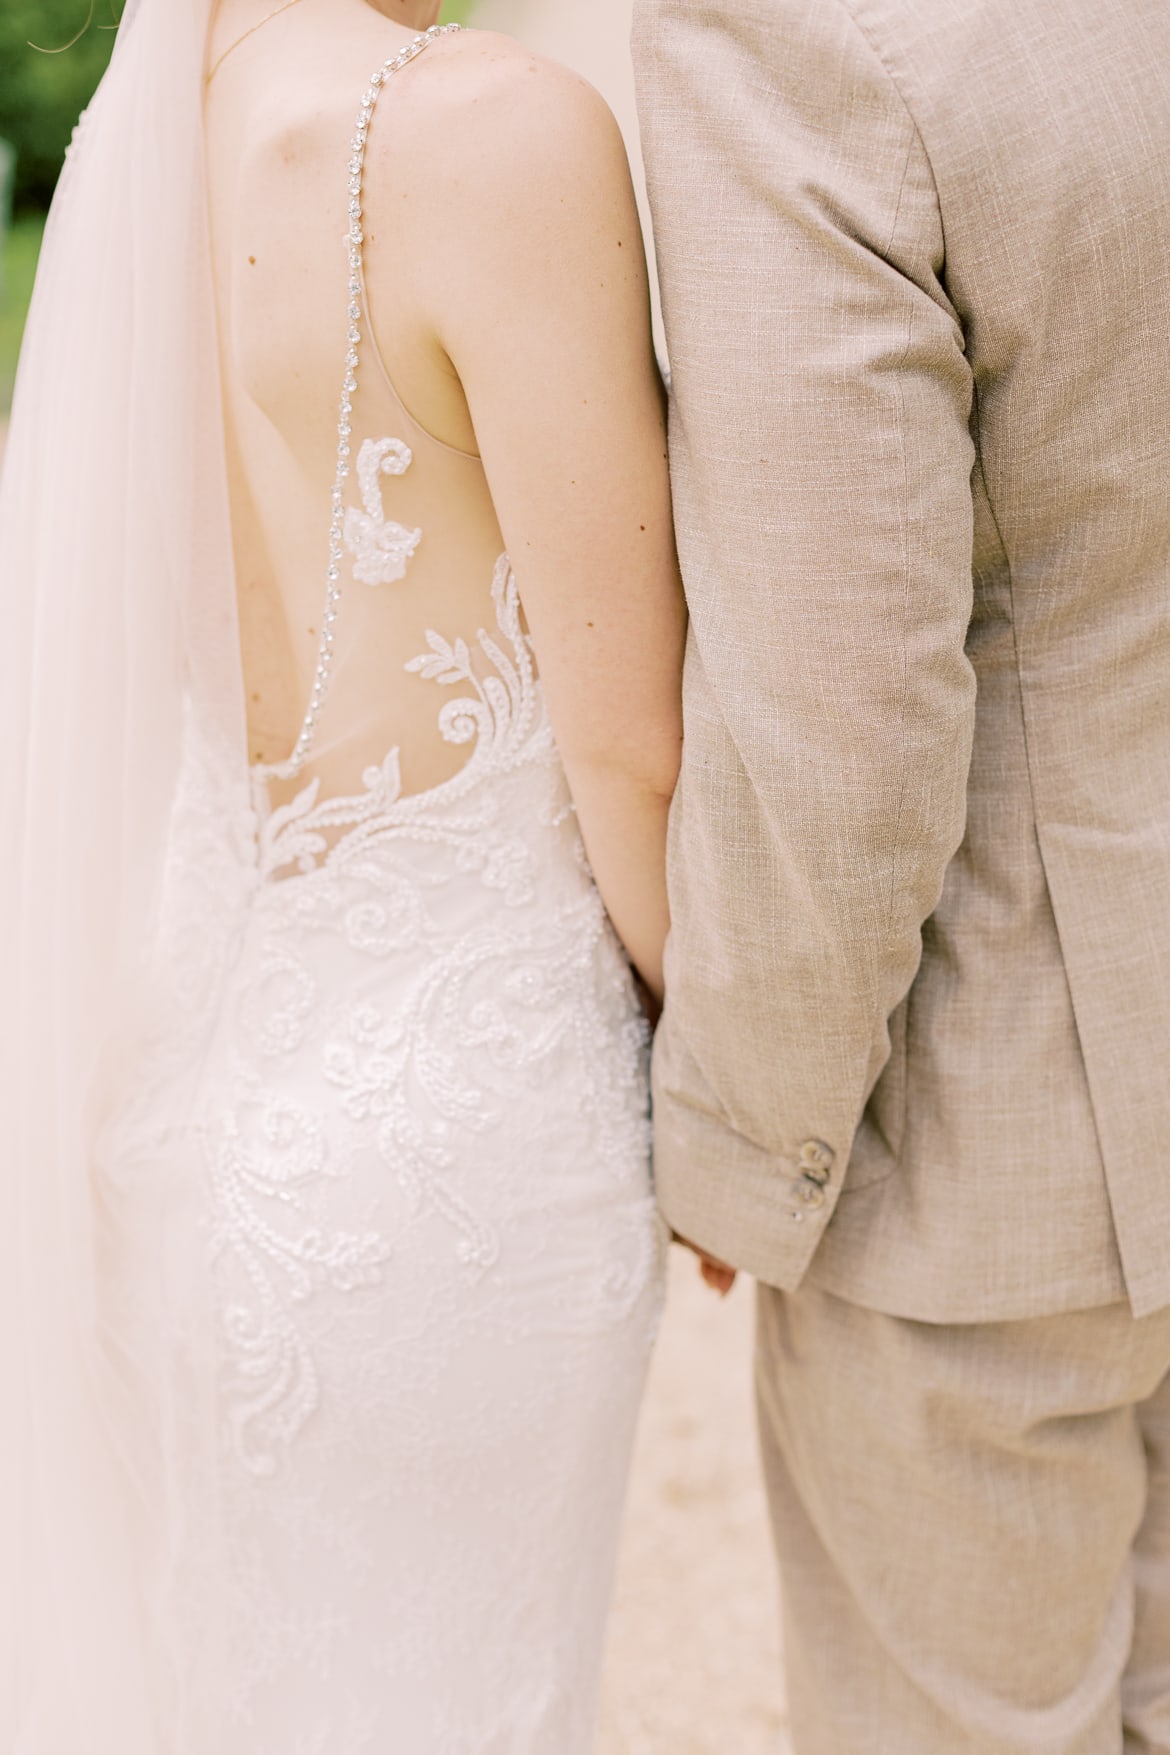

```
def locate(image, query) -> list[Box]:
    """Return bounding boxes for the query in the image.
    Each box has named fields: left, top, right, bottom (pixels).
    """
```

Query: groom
left=633, top=0, right=1170, bottom=1748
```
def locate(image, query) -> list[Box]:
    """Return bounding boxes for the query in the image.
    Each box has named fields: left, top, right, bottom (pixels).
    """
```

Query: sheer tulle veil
left=0, top=0, right=247, bottom=1745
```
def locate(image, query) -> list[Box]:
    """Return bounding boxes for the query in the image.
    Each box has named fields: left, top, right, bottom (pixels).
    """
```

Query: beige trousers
left=757, top=1286, right=1170, bottom=1754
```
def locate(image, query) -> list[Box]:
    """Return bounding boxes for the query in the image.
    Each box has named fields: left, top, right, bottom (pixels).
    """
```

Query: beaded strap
left=258, top=21, right=462, bottom=783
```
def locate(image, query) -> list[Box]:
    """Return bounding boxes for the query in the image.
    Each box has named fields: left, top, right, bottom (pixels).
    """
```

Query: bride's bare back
left=205, top=0, right=683, bottom=990
left=206, top=5, right=509, bottom=796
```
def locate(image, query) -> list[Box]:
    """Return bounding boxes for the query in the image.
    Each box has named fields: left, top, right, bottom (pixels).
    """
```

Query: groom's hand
left=672, top=1232, right=737, bottom=1298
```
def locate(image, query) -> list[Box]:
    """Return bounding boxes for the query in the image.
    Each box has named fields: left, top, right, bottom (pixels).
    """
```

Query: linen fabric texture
left=633, top=0, right=1170, bottom=1322
left=756, top=1282, right=1170, bottom=1755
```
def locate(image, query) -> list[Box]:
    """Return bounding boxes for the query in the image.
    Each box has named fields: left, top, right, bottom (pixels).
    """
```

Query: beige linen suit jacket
left=633, top=0, right=1170, bottom=1321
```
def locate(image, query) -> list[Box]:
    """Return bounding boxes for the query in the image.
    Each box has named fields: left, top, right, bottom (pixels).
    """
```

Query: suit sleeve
left=633, top=0, right=977, bottom=1283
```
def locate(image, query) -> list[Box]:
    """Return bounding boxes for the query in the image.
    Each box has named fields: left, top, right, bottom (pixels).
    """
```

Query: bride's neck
left=212, top=0, right=444, bottom=36
left=362, top=0, right=443, bottom=28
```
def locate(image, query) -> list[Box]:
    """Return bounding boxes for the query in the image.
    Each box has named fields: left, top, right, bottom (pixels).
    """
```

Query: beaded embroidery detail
left=344, top=437, right=422, bottom=584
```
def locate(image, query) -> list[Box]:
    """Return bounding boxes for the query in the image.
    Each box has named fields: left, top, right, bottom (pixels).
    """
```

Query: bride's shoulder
left=407, top=27, right=614, bottom=126
left=378, top=28, right=633, bottom=218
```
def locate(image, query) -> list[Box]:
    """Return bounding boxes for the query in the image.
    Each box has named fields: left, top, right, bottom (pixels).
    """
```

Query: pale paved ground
left=598, top=1251, right=791, bottom=1754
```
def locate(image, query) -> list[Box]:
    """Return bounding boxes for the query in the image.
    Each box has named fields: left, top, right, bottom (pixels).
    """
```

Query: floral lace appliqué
left=343, top=435, right=422, bottom=585
left=209, top=557, right=656, bottom=1481
left=256, top=558, right=549, bottom=885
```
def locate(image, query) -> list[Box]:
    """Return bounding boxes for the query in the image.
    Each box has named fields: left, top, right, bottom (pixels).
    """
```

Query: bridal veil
left=0, top=0, right=246, bottom=1745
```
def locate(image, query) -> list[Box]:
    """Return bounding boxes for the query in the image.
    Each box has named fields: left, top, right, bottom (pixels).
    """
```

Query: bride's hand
left=672, top=1232, right=738, bottom=1297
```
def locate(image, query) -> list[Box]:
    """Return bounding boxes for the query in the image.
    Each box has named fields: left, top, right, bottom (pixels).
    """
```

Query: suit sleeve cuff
left=652, top=1066, right=844, bottom=1290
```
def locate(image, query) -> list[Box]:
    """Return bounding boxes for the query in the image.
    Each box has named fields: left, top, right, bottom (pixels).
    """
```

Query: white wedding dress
left=96, top=25, right=666, bottom=1754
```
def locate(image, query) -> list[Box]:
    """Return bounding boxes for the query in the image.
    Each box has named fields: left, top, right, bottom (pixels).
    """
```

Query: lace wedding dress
left=98, top=25, right=666, bottom=1753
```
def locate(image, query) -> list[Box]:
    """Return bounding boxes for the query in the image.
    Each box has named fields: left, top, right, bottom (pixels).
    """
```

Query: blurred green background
left=0, top=0, right=478, bottom=414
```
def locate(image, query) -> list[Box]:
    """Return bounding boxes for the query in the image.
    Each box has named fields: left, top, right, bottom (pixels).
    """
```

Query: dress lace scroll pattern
left=207, top=561, right=658, bottom=1479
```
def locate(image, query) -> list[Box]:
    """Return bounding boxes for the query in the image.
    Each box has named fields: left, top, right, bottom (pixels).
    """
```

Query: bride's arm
left=395, top=37, right=685, bottom=1000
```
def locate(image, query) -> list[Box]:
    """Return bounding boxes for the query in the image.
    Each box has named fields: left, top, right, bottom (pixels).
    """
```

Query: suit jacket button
left=798, top=1180, right=827, bottom=1210
left=799, top=1139, right=835, bottom=1185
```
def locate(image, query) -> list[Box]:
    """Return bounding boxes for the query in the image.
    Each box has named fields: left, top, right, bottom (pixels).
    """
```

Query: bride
left=0, top=0, right=684, bottom=1749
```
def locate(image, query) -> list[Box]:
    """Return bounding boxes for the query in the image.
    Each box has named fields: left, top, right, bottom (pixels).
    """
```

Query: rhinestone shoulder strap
left=256, top=21, right=463, bottom=783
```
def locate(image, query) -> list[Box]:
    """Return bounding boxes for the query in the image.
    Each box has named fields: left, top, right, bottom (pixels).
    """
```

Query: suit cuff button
left=798, top=1138, right=836, bottom=1186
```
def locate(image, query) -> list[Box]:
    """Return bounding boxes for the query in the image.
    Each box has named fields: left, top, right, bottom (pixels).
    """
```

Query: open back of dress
left=207, top=22, right=518, bottom=838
